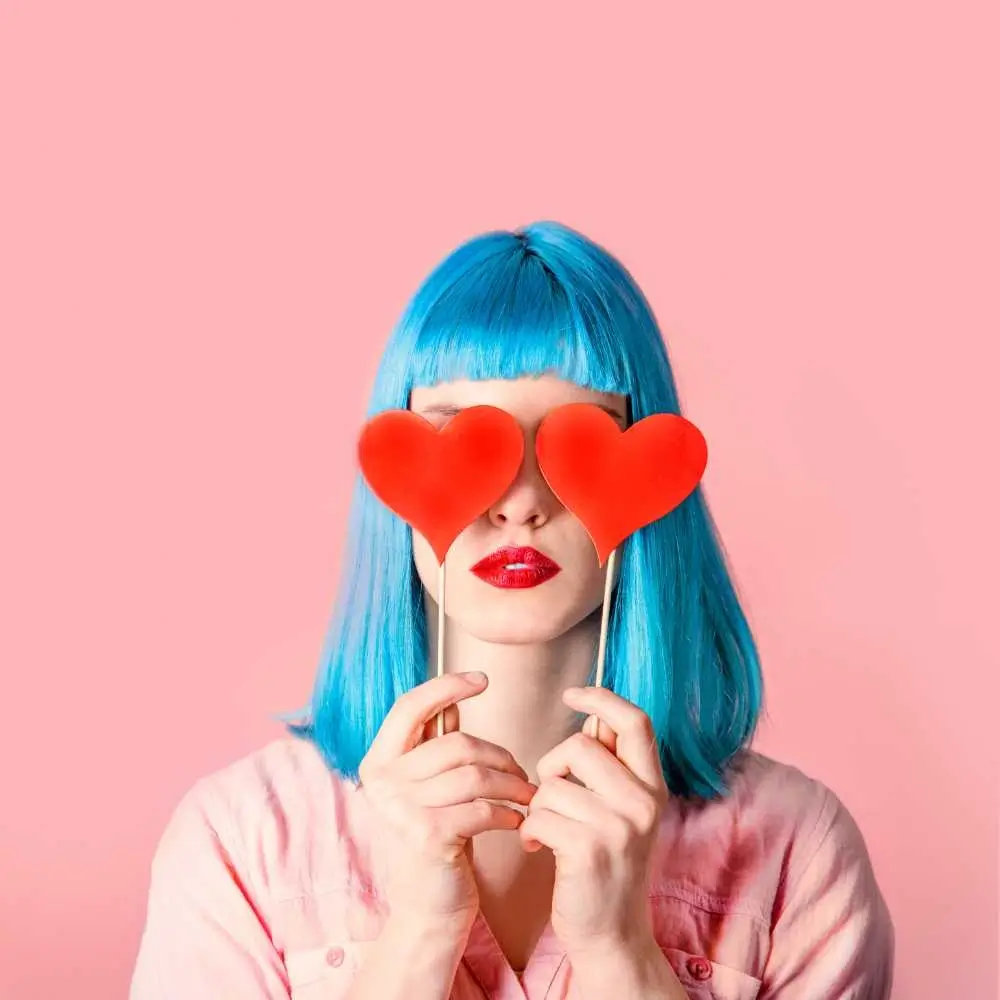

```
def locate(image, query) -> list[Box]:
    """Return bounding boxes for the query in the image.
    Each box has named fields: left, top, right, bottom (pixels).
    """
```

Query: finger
left=536, top=733, right=658, bottom=834
left=520, top=781, right=632, bottom=854
left=420, top=703, right=459, bottom=743
left=441, top=800, right=527, bottom=841
left=519, top=807, right=587, bottom=857
left=527, top=775, right=614, bottom=828
left=583, top=713, right=617, bottom=755
left=563, top=687, right=663, bottom=790
left=394, top=731, right=529, bottom=783
left=366, top=672, right=488, bottom=766
left=411, top=765, right=537, bottom=808
left=537, top=731, right=634, bottom=794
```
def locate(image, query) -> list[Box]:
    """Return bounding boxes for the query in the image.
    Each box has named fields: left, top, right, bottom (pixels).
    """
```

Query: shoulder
left=723, top=748, right=838, bottom=838
left=155, top=736, right=362, bottom=901
left=727, top=755, right=896, bottom=994
left=658, top=749, right=884, bottom=908
left=647, top=751, right=893, bottom=993
left=178, top=735, right=349, bottom=818
left=721, top=749, right=881, bottom=885
left=671, top=749, right=839, bottom=848
left=729, top=749, right=878, bottom=868
left=721, top=750, right=892, bottom=942
left=133, top=739, right=354, bottom=997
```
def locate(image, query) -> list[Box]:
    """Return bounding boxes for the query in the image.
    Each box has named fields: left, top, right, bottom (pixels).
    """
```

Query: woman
left=131, top=222, right=894, bottom=999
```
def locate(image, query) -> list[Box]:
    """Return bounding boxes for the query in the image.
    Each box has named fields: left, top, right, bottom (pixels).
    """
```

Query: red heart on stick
left=535, top=403, right=708, bottom=566
left=358, top=405, right=525, bottom=563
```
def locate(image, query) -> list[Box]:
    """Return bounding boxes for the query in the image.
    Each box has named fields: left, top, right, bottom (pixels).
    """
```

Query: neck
left=424, top=596, right=597, bottom=782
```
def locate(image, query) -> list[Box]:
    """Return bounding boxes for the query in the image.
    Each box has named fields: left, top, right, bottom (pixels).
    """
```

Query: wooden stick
left=430, top=557, right=473, bottom=862
left=433, top=555, right=476, bottom=865
left=585, top=547, right=617, bottom=739
left=436, top=557, right=447, bottom=737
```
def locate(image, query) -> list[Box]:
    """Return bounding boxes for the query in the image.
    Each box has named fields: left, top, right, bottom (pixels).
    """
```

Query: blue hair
left=285, top=221, right=763, bottom=800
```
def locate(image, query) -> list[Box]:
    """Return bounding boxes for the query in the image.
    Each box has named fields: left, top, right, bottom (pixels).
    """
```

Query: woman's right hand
left=357, top=671, right=536, bottom=932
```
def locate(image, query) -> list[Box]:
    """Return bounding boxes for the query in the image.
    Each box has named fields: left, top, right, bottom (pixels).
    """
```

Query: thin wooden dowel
left=436, top=558, right=446, bottom=737
left=586, top=547, right=617, bottom=739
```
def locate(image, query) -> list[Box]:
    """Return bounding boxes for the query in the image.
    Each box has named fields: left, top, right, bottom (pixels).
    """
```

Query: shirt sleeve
left=130, top=780, right=291, bottom=1000
left=760, top=787, right=895, bottom=999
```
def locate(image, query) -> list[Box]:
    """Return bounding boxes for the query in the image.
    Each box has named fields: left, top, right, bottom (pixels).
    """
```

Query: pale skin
left=353, top=376, right=687, bottom=999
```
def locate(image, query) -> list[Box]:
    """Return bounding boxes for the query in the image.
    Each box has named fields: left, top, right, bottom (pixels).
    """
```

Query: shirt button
left=325, top=946, right=345, bottom=968
left=685, top=956, right=712, bottom=981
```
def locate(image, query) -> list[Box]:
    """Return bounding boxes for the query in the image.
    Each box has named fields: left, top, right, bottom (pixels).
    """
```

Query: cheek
left=567, top=526, right=602, bottom=577
left=558, top=526, right=608, bottom=605
left=411, top=530, right=439, bottom=597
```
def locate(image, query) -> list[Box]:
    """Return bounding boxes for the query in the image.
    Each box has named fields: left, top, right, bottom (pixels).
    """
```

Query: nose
left=487, top=437, right=557, bottom=530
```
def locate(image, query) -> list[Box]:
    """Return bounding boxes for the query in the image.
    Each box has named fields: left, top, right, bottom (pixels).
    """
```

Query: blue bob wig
left=287, top=220, right=763, bottom=800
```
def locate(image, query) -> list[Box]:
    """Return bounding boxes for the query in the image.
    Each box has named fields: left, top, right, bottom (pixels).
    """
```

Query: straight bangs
left=287, top=221, right=763, bottom=801
left=370, top=227, right=676, bottom=415
left=407, top=245, right=626, bottom=396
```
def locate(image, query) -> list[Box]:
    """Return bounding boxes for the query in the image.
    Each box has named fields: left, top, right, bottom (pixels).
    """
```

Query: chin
left=453, top=605, right=582, bottom=645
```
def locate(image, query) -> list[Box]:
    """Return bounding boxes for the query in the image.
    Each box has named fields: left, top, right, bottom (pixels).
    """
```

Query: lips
left=469, top=545, right=562, bottom=589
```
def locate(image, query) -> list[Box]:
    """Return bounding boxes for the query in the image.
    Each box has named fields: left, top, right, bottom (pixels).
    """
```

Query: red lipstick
left=469, top=545, right=562, bottom=589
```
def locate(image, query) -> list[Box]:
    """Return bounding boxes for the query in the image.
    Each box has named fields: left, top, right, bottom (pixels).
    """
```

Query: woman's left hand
left=518, top=685, right=670, bottom=956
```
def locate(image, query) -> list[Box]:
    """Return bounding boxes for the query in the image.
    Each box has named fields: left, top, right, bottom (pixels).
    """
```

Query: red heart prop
left=357, top=405, right=525, bottom=563
left=535, top=403, right=708, bottom=566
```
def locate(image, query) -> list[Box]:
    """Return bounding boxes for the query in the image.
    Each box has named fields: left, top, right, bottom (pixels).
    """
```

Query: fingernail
left=461, top=671, right=487, bottom=684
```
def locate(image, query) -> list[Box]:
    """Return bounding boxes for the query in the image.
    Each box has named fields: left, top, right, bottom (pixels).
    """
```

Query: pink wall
left=1, top=4, right=995, bottom=998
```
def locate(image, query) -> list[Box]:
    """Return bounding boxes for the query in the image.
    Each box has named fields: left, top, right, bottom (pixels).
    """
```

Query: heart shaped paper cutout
left=535, top=403, right=708, bottom=565
left=358, top=405, right=525, bottom=563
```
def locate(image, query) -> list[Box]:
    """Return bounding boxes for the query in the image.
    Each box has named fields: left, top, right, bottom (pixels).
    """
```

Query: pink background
left=1, top=4, right=996, bottom=998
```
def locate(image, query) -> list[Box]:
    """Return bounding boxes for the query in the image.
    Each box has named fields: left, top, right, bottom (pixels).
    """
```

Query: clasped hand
left=518, top=685, right=669, bottom=957
left=357, top=674, right=669, bottom=963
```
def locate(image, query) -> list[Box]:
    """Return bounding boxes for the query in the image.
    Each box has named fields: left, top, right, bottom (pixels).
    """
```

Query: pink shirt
left=130, top=737, right=894, bottom=999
